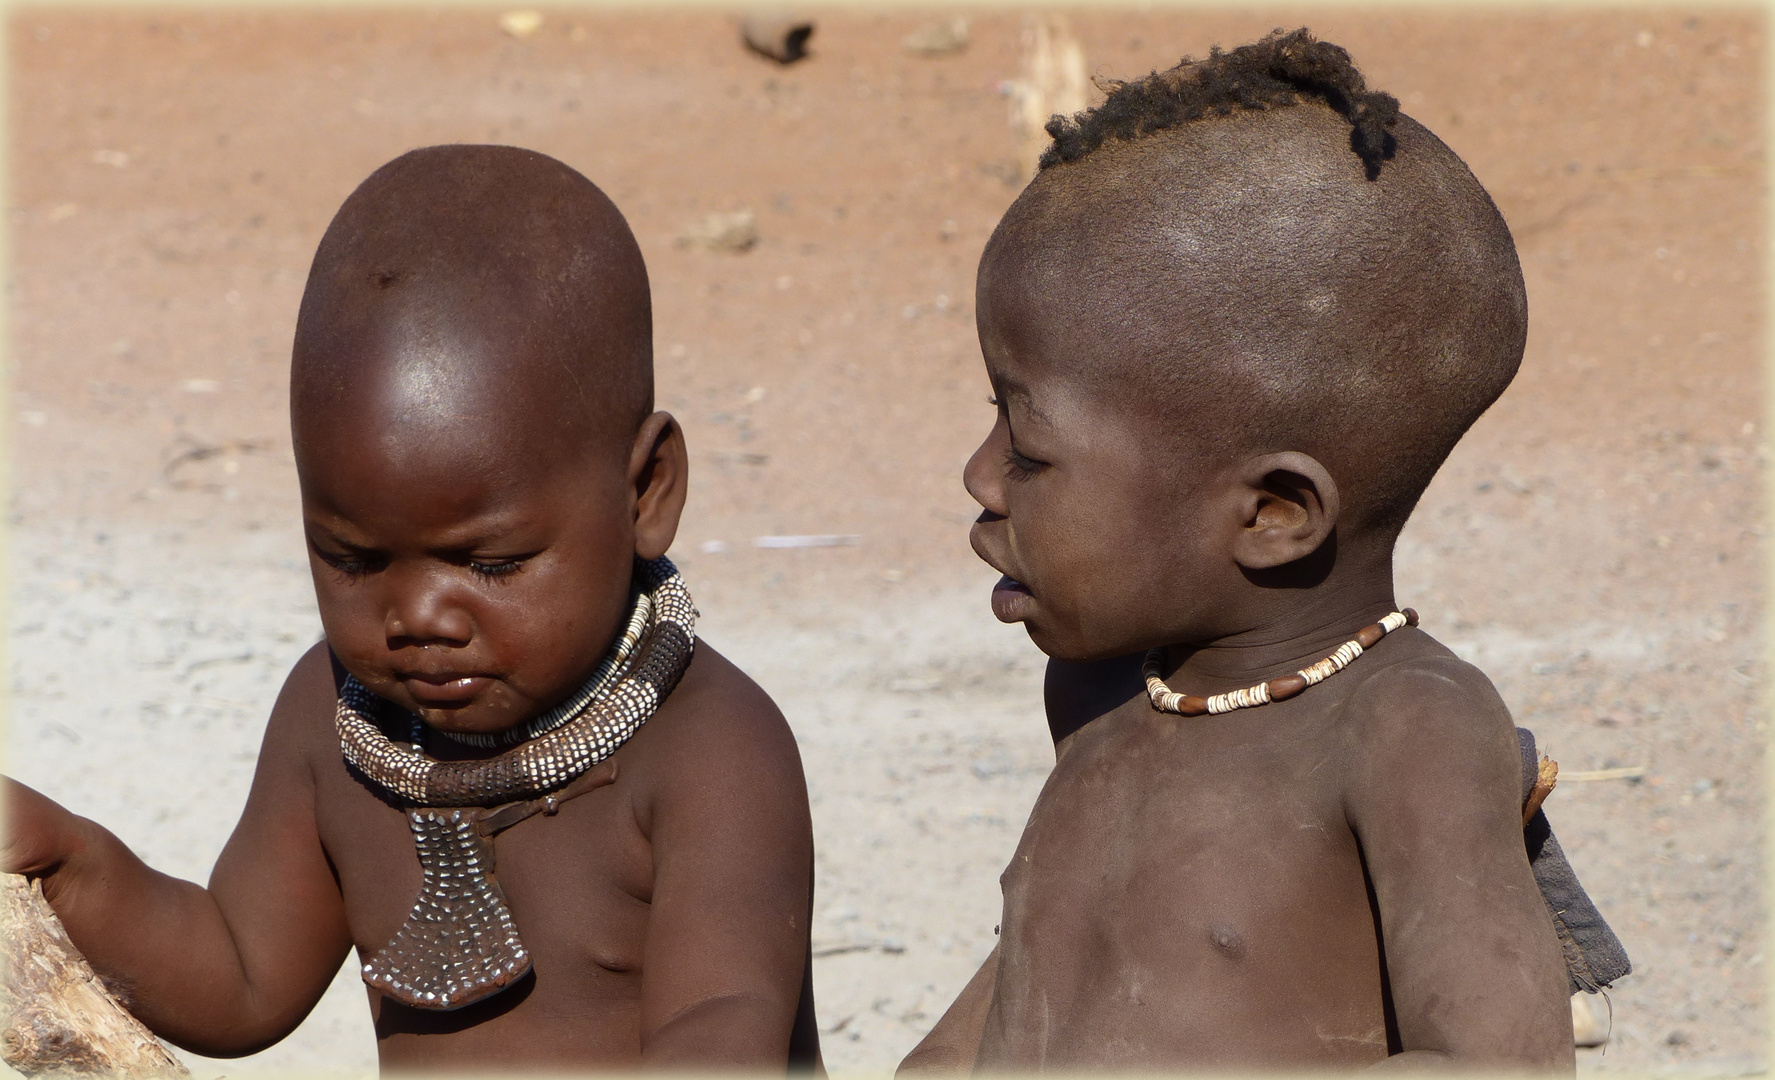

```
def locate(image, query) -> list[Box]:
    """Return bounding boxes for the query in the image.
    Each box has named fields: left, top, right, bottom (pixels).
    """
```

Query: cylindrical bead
left=1268, top=673, right=1309, bottom=700
left=1138, top=610, right=1419, bottom=717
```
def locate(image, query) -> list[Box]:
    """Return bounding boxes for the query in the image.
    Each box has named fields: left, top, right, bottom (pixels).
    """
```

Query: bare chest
left=311, top=745, right=656, bottom=1062
left=984, top=710, right=1392, bottom=1068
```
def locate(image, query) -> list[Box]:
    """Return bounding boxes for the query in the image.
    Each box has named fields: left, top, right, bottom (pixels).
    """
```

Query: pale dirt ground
left=4, top=7, right=1766, bottom=1077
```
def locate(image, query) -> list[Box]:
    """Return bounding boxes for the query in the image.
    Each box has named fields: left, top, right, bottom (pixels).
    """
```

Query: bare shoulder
left=1337, top=630, right=1513, bottom=736
left=261, top=640, right=348, bottom=772
left=1330, top=630, right=1521, bottom=802
left=625, top=638, right=809, bottom=828
left=641, top=637, right=800, bottom=763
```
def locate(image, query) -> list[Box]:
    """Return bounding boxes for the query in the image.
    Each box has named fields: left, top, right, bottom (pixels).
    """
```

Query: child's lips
left=402, top=674, right=493, bottom=706
left=990, top=575, right=1035, bottom=623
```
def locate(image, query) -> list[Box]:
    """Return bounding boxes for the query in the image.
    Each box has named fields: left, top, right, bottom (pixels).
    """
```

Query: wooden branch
left=1523, top=755, right=1559, bottom=825
left=1, top=873, right=187, bottom=1077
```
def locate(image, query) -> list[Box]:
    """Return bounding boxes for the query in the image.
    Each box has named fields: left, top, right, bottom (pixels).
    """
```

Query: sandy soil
left=5, top=6, right=1765, bottom=1076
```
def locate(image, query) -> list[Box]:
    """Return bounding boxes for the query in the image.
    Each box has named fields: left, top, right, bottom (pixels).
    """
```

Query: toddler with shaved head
left=902, top=30, right=1622, bottom=1072
left=6, top=146, right=820, bottom=1071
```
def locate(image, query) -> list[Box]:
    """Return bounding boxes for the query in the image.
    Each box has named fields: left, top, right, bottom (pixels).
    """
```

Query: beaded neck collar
left=334, top=556, right=697, bottom=1011
left=336, top=557, right=695, bottom=807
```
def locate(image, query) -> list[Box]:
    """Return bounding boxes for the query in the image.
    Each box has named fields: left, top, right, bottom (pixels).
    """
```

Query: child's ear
left=628, top=411, right=688, bottom=561
left=1228, top=451, right=1339, bottom=570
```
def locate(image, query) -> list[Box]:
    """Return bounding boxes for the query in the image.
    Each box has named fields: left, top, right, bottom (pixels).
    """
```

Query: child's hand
left=0, top=648, right=355, bottom=1057
left=2, top=778, right=89, bottom=884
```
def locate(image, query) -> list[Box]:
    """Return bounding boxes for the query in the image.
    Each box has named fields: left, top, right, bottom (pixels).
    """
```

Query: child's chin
left=1020, top=621, right=1079, bottom=660
left=416, top=708, right=493, bottom=733
left=1024, top=634, right=1089, bottom=663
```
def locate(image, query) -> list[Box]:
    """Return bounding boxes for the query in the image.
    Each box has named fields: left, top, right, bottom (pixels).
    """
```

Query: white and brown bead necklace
left=334, top=556, right=696, bottom=1011
left=1144, top=608, right=1418, bottom=716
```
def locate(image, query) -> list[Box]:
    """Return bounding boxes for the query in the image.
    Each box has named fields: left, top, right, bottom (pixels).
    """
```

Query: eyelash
left=314, top=550, right=527, bottom=582
left=987, top=397, right=1044, bottom=479
left=467, top=560, right=525, bottom=581
left=317, top=550, right=378, bottom=579
left=1005, top=446, right=1044, bottom=480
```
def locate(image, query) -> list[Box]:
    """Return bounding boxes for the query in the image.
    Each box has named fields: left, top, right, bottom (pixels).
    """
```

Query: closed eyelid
left=467, top=557, right=527, bottom=581
left=1003, top=443, right=1045, bottom=483
left=309, top=532, right=374, bottom=559
left=458, top=551, right=538, bottom=569
left=995, top=404, right=1046, bottom=465
left=305, top=517, right=373, bottom=549
left=305, top=528, right=536, bottom=569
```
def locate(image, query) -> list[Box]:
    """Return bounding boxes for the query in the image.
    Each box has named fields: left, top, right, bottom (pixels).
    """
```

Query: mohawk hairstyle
left=1041, top=28, right=1401, bottom=179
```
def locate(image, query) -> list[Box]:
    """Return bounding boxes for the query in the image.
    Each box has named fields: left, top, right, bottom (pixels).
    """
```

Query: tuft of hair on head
left=1041, top=27, right=1400, bottom=180
left=292, top=144, right=653, bottom=458
left=985, top=32, right=1525, bottom=543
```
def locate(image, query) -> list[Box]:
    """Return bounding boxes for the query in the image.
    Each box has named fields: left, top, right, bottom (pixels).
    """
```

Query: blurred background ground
left=4, top=5, right=1765, bottom=1076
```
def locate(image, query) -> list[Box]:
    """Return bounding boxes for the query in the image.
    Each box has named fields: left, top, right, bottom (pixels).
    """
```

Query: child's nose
left=383, top=567, right=474, bottom=648
left=964, top=426, right=1010, bottom=517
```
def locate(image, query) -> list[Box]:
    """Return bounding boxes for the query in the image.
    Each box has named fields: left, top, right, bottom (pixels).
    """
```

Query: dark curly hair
left=1040, top=28, right=1400, bottom=179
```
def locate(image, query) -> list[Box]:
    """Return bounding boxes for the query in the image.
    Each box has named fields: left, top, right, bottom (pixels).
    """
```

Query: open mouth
left=990, top=574, right=1035, bottom=623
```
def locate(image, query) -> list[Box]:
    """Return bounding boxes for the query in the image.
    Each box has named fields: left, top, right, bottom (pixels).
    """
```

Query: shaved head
left=982, top=98, right=1525, bottom=536
left=291, top=144, right=652, bottom=476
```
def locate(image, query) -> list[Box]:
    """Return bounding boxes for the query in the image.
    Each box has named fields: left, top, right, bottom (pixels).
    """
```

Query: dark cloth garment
left=1518, top=727, right=1632, bottom=993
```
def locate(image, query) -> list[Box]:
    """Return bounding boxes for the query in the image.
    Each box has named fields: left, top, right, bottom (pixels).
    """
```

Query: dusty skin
left=901, top=82, right=1570, bottom=1069
left=6, top=7, right=1765, bottom=1076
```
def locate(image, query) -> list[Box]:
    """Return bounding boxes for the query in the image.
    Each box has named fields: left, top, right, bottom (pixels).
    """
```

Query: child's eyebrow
left=994, top=364, right=1043, bottom=412
left=995, top=378, right=1055, bottom=427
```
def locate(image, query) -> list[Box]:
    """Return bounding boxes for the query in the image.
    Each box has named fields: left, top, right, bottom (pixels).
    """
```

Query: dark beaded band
left=336, top=557, right=696, bottom=806
left=337, top=556, right=697, bottom=1011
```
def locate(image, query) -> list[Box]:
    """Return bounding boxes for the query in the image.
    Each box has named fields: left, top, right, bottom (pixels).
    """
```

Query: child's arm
left=897, top=945, right=998, bottom=1074
left=3, top=644, right=354, bottom=1057
left=1343, top=657, right=1574, bottom=1070
left=632, top=647, right=815, bottom=1066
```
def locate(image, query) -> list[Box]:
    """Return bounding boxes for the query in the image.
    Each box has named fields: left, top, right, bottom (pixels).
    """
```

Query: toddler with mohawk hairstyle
left=902, top=29, right=1624, bottom=1073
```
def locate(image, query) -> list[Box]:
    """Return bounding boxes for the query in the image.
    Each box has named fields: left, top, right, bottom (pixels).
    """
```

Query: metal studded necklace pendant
left=362, top=809, right=528, bottom=1010
left=337, top=557, right=698, bottom=1012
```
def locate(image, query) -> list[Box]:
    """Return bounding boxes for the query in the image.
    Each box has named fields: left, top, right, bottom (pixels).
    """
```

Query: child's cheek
left=478, top=574, right=596, bottom=684
left=311, top=577, right=389, bottom=672
left=315, top=599, right=374, bottom=666
left=470, top=595, right=542, bottom=671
